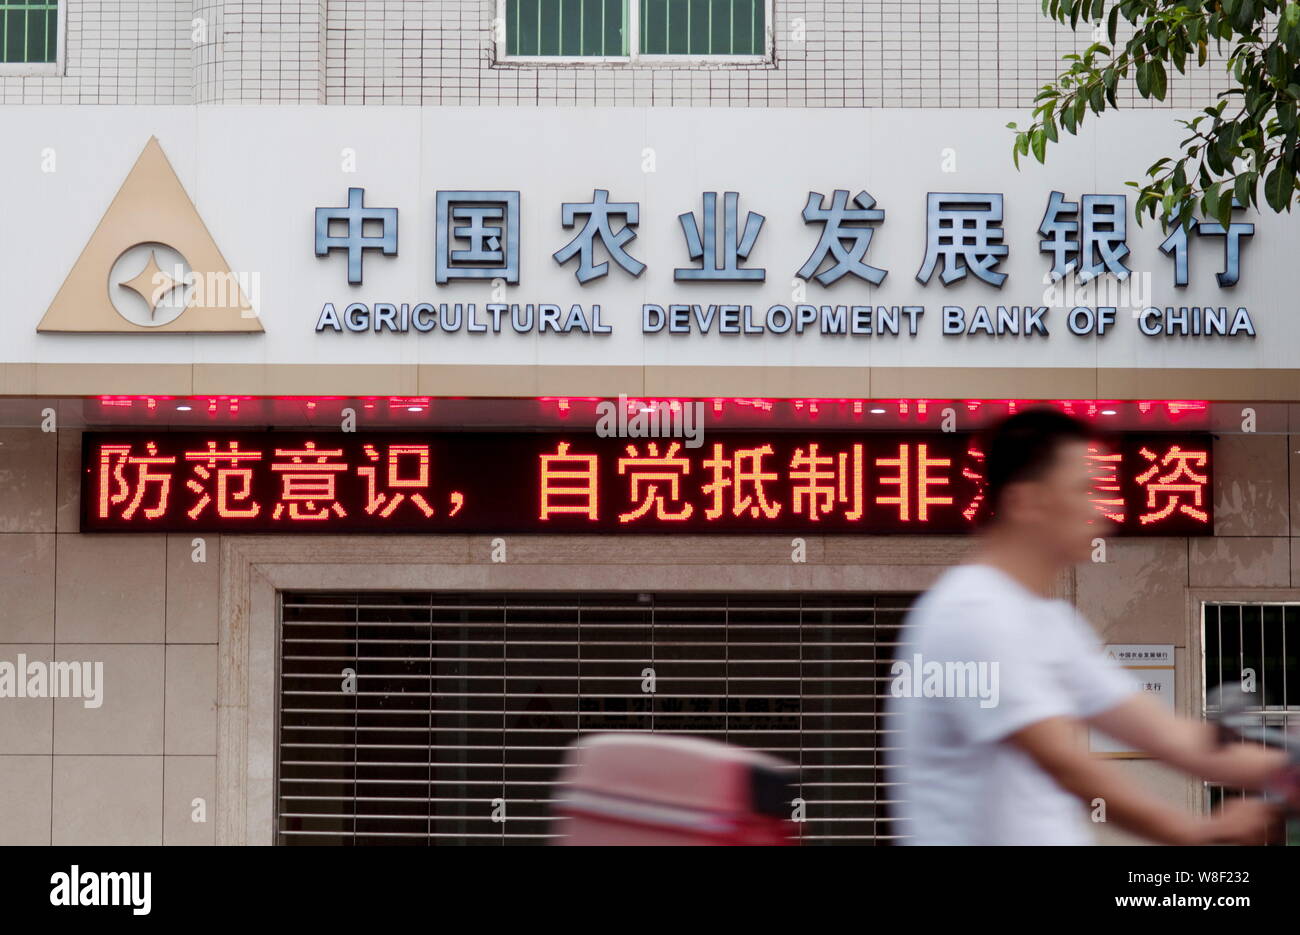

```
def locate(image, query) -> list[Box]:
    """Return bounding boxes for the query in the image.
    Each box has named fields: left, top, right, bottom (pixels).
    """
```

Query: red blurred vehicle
left=552, top=733, right=800, bottom=845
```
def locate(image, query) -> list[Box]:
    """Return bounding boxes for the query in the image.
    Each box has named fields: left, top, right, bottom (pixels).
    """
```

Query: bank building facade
left=0, top=0, right=1296, bottom=846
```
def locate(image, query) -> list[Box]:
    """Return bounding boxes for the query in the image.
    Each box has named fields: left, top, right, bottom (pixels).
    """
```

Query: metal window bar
left=505, top=0, right=762, bottom=57
left=277, top=591, right=913, bottom=845
left=639, top=0, right=763, bottom=55
left=506, top=0, right=626, bottom=56
left=1202, top=602, right=1299, bottom=846
left=0, top=0, right=56, bottom=65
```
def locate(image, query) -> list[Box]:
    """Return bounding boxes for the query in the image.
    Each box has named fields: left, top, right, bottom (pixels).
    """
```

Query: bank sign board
left=81, top=431, right=1213, bottom=535
left=311, top=185, right=1256, bottom=341
left=4, top=106, right=1297, bottom=387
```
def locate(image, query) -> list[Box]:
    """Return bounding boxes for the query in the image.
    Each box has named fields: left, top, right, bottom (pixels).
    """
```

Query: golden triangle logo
left=37, top=137, right=262, bottom=333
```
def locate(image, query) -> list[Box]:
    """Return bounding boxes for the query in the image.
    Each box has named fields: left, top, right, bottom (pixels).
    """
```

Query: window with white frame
left=501, top=0, right=769, bottom=61
left=0, top=0, right=61, bottom=72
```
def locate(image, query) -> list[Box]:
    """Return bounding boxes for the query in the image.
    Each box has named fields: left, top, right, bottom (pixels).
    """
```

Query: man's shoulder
left=914, top=564, right=1023, bottom=616
left=907, top=564, right=1043, bottom=647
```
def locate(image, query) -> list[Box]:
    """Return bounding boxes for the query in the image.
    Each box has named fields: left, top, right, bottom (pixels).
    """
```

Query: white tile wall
left=1, top=0, right=1244, bottom=107
left=320, top=0, right=1232, bottom=109
left=2, top=0, right=193, bottom=104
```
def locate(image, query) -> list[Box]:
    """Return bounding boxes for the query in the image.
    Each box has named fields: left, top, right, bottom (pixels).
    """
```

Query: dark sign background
left=79, top=430, right=1213, bottom=535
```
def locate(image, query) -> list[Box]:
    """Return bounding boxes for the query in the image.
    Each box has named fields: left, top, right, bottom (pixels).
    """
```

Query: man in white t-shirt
left=888, top=408, right=1287, bottom=845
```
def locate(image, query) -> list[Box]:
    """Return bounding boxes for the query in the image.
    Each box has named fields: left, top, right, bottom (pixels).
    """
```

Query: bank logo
left=37, top=137, right=261, bottom=333
left=109, top=242, right=192, bottom=327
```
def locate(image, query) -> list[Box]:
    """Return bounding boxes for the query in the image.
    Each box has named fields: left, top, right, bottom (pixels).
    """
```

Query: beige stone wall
left=0, top=427, right=220, bottom=844
left=0, top=427, right=1293, bottom=844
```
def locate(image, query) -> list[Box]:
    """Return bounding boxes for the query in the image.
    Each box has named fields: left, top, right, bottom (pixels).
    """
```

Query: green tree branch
left=1009, top=0, right=1300, bottom=230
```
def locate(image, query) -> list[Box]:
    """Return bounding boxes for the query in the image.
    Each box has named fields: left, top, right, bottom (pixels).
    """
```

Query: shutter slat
left=277, top=590, right=913, bottom=845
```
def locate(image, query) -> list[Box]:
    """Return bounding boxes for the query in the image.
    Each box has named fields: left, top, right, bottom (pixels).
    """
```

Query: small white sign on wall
left=1090, top=644, right=1176, bottom=757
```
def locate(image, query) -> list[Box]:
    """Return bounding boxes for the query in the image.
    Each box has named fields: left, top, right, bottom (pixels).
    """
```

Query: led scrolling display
left=80, top=431, right=1213, bottom=535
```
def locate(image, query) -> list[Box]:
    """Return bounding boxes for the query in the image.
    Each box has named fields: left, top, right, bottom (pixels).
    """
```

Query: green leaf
left=1136, top=61, right=1151, bottom=96
left=1206, top=141, right=1223, bottom=175
left=1202, top=185, right=1221, bottom=224
left=1062, top=104, right=1078, bottom=133
left=1150, top=61, right=1168, bottom=100
left=1215, top=185, right=1234, bottom=229
left=1233, top=171, right=1254, bottom=206
left=1089, top=81, right=1105, bottom=112
left=1264, top=164, right=1294, bottom=212
left=1032, top=129, right=1047, bottom=163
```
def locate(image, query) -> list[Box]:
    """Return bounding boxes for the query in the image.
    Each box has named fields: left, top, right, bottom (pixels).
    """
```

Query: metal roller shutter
left=277, top=591, right=913, bottom=845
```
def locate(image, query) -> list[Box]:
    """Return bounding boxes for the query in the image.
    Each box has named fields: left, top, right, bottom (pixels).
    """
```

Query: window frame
left=0, top=0, right=65, bottom=76
left=494, top=0, right=774, bottom=66
left=1200, top=600, right=1300, bottom=844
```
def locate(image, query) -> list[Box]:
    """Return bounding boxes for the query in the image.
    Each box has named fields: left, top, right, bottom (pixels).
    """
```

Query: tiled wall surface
left=0, top=428, right=219, bottom=844
left=1, top=0, right=193, bottom=104
left=0, top=427, right=1294, bottom=843
left=2, top=0, right=1241, bottom=106
left=194, top=0, right=328, bottom=104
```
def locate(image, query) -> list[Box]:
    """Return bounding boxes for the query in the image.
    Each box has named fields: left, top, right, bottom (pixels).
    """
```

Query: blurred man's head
left=980, top=408, right=1103, bottom=564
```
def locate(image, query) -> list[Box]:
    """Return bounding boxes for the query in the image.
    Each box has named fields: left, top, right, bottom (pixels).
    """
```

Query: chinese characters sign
left=312, top=186, right=1259, bottom=342
left=1091, top=644, right=1177, bottom=756
left=81, top=431, right=1213, bottom=535
left=314, top=187, right=1253, bottom=290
